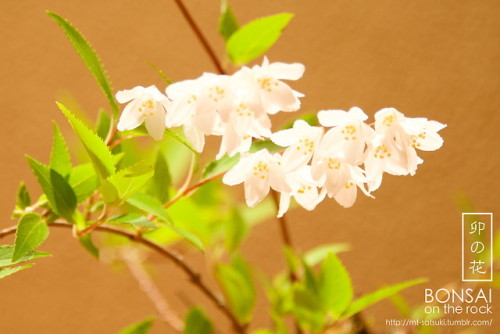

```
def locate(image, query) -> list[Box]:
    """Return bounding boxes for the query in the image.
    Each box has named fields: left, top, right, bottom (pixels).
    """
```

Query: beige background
left=0, top=0, right=499, bottom=333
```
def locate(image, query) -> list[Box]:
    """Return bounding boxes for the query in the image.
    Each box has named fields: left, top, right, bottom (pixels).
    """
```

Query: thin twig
left=171, top=0, right=226, bottom=74
left=0, top=221, right=245, bottom=333
left=120, top=248, right=184, bottom=332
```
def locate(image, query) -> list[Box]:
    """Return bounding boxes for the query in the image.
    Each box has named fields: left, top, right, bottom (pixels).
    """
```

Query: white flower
left=312, top=152, right=371, bottom=208
left=317, top=107, right=374, bottom=165
left=116, top=85, right=170, bottom=141
left=364, top=107, right=446, bottom=191
left=271, top=120, right=323, bottom=171
left=166, top=73, right=231, bottom=151
left=235, top=57, right=305, bottom=115
left=222, top=149, right=291, bottom=207
left=278, top=166, right=325, bottom=217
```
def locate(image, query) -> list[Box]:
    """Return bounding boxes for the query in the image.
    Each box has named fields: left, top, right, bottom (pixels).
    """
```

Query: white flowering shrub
left=0, top=5, right=450, bottom=334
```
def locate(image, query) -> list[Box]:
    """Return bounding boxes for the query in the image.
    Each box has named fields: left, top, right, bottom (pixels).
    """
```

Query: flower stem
left=171, top=0, right=226, bottom=75
left=0, top=222, right=245, bottom=333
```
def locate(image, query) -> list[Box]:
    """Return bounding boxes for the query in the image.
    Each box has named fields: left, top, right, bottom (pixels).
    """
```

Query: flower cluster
left=116, top=58, right=445, bottom=216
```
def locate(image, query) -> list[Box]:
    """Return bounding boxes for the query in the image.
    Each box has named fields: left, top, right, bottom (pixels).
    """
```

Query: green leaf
left=118, top=317, right=154, bottom=334
left=58, top=102, right=115, bottom=179
left=107, top=162, right=154, bottom=203
left=146, top=61, right=172, bottom=85
left=0, top=264, right=34, bottom=279
left=79, top=234, right=99, bottom=259
left=341, top=278, right=428, bottom=319
left=224, top=208, right=248, bottom=252
left=0, top=245, right=50, bottom=268
left=303, top=243, right=351, bottom=267
left=203, top=154, right=240, bottom=179
left=282, top=113, right=319, bottom=130
left=292, top=284, right=325, bottom=332
left=16, top=182, right=31, bottom=210
left=47, top=11, right=119, bottom=116
left=249, top=140, right=285, bottom=153
left=108, top=213, right=156, bottom=229
left=96, top=109, right=111, bottom=140
left=219, top=1, right=239, bottom=41
left=226, top=13, right=294, bottom=65
left=215, top=257, right=255, bottom=323
left=148, top=151, right=171, bottom=203
left=164, top=128, right=199, bottom=155
left=12, top=213, right=49, bottom=262
left=26, top=157, right=77, bottom=221
left=50, top=122, right=72, bottom=176
left=69, top=163, right=99, bottom=203
left=127, top=193, right=205, bottom=251
left=184, top=307, right=214, bottom=334
left=318, top=253, right=353, bottom=317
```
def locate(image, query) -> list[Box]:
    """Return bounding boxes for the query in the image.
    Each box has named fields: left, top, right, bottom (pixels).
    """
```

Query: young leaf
left=96, top=109, right=111, bottom=140
left=50, top=122, right=72, bottom=176
left=164, top=128, right=199, bottom=155
left=0, top=264, right=34, bottom=279
left=215, top=257, right=255, bottom=323
left=219, top=1, right=239, bottom=41
left=303, top=243, right=351, bottom=267
left=146, top=62, right=172, bottom=85
left=203, top=154, right=240, bottom=179
left=47, top=11, right=119, bottom=116
left=12, top=213, right=49, bottom=262
left=118, top=317, right=154, bottom=334
left=79, top=234, right=99, bottom=259
left=58, top=102, right=115, bottom=179
left=249, top=140, right=284, bottom=153
left=127, top=193, right=205, bottom=251
left=318, top=253, right=353, bottom=317
left=69, top=163, right=99, bottom=203
left=224, top=208, right=248, bottom=252
left=148, top=151, right=171, bottom=203
left=0, top=245, right=51, bottom=268
left=341, top=278, right=428, bottom=319
left=16, top=182, right=31, bottom=210
left=26, top=156, right=77, bottom=221
left=226, top=13, right=294, bottom=65
left=108, top=213, right=156, bottom=229
left=184, top=307, right=214, bottom=334
left=292, top=284, right=325, bottom=332
left=107, top=162, right=154, bottom=203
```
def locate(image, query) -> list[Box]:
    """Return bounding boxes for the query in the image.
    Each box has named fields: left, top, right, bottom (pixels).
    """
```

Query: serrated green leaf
left=26, top=156, right=77, bottom=221
left=69, top=163, right=99, bottom=203
left=292, top=284, right=325, bottom=332
left=148, top=151, right=171, bottom=203
left=16, top=182, right=31, bottom=210
left=47, top=11, right=119, bottom=116
left=79, top=234, right=99, bottom=259
left=203, top=154, right=240, bottom=179
left=219, top=1, right=239, bottom=41
left=184, top=307, right=214, bottom=334
left=12, top=213, right=49, bottom=262
left=341, top=278, right=428, bottom=319
left=226, top=13, right=294, bottom=65
left=0, top=245, right=51, bottom=268
left=303, top=243, right=351, bottom=267
left=58, top=102, right=115, bottom=179
left=127, top=193, right=205, bottom=251
left=108, top=213, right=156, bottom=229
left=224, top=208, right=248, bottom=252
left=146, top=62, right=172, bottom=85
left=118, top=317, right=154, bottom=334
left=96, top=109, right=111, bottom=140
left=0, top=264, right=34, bottom=279
left=107, top=162, right=154, bottom=203
left=50, top=122, right=72, bottom=176
left=318, top=253, right=353, bottom=317
left=215, top=257, right=255, bottom=323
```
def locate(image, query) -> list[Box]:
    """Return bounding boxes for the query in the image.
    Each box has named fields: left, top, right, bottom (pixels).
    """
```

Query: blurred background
left=0, top=0, right=499, bottom=333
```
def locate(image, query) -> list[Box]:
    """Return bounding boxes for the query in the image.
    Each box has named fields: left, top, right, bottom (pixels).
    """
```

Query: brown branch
left=171, top=0, right=226, bottom=74
left=0, top=221, right=245, bottom=333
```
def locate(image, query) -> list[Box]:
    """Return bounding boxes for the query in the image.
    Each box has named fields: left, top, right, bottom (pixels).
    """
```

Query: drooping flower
left=271, top=120, right=323, bottom=171
left=116, top=85, right=170, bottom=140
left=317, top=107, right=374, bottom=165
left=235, top=57, right=305, bottom=115
left=277, top=166, right=325, bottom=217
left=222, top=149, right=291, bottom=207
